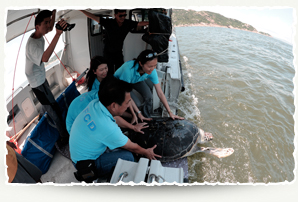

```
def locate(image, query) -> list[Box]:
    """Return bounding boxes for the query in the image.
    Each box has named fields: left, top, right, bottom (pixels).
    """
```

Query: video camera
left=55, top=23, right=75, bottom=31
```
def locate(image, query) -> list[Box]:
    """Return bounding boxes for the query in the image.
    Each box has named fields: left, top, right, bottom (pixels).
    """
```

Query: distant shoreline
left=174, top=24, right=272, bottom=37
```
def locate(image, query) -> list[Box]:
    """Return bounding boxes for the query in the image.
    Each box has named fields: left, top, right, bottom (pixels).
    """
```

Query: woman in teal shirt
left=114, top=49, right=183, bottom=120
left=85, top=56, right=108, bottom=92
left=85, top=55, right=140, bottom=124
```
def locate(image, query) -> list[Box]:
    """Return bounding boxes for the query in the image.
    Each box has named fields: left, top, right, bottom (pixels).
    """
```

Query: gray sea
left=175, top=26, right=295, bottom=183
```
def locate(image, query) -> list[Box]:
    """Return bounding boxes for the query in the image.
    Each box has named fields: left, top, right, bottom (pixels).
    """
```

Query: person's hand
left=144, top=145, right=161, bottom=160
left=56, top=19, right=67, bottom=35
left=137, top=112, right=152, bottom=122
left=169, top=112, right=184, bottom=120
left=133, top=122, right=149, bottom=134
left=131, top=112, right=138, bottom=124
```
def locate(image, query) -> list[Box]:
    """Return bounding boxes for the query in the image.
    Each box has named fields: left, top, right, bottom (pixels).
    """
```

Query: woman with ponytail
left=114, top=49, right=183, bottom=120
left=84, top=55, right=139, bottom=124
left=85, top=56, right=108, bottom=92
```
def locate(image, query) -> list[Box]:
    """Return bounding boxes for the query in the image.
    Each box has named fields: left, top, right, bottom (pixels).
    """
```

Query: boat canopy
left=6, top=9, right=41, bottom=42
left=7, top=9, right=114, bottom=42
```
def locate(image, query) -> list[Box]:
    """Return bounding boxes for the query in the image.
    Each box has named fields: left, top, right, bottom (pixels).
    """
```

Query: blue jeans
left=95, top=148, right=134, bottom=177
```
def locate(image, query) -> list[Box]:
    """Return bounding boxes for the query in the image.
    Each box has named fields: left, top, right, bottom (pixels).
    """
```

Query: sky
left=192, top=7, right=295, bottom=44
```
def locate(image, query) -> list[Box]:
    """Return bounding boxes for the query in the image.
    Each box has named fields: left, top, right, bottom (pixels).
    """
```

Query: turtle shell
left=125, top=117, right=200, bottom=162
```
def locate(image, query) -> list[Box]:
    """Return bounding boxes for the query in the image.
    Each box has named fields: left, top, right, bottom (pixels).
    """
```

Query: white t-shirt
left=25, top=34, right=46, bottom=88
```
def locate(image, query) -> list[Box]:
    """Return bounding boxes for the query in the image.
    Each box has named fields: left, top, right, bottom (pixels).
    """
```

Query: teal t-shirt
left=114, top=60, right=159, bottom=84
left=91, top=78, right=100, bottom=91
left=66, top=90, right=98, bottom=133
left=69, top=100, right=128, bottom=164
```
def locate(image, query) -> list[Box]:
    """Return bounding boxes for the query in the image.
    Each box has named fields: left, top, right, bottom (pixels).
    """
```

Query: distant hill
left=172, top=9, right=271, bottom=37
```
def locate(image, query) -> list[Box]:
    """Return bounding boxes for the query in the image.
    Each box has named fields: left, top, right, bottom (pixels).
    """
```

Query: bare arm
left=154, top=83, right=184, bottom=120
left=130, top=99, right=139, bottom=113
left=114, top=116, right=148, bottom=134
left=137, top=21, right=149, bottom=27
left=129, top=103, right=138, bottom=124
left=122, top=139, right=161, bottom=160
left=41, top=19, right=67, bottom=62
left=130, top=98, right=152, bottom=122
left=49, top=9, right=56, bottom=32
left=80, top=10, right=100, bottom=23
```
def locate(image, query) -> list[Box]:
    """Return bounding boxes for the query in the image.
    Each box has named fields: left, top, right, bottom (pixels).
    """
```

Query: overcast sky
left=190, top=7, right=295, bottom=44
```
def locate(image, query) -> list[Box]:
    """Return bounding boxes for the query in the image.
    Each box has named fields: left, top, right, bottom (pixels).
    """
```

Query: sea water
left=175, top=26, right=295, bottom=183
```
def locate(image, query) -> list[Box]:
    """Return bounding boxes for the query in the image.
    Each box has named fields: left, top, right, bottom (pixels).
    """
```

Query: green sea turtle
left=125, top=118, right=234, bottom=162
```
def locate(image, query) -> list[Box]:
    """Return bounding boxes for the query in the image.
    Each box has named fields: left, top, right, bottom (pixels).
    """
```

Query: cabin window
left=7, top=104, right=20, bottom=124
left=90, top=15, right=111, bottom=36
left=129, top=9, right=149, bottom=33
left=31, top=90, right=39, bottom=105
left=90, top=18, right=102, bottom=35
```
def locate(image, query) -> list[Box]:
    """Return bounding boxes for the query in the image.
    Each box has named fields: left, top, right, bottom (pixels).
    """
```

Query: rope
left=43, top=36, right=73, bottom=79
left=157, top=35, right=169, bottom=56
left=147, top=31, right=171, bottom=56
left=149, top=32, right=171, bottom=35
left=10, top=114, right=39, bottom=143
left=156, top=47, right=168, bottom=56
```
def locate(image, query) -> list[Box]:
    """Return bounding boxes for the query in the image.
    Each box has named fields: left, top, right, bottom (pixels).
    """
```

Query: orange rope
left=43, top=36, right=73, bottom=79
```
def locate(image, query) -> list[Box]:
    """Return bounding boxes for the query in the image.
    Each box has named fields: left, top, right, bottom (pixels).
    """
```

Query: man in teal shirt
left=66, top=90, right=98, bottom=134
left=66, top=90, right=148, bottom=134
left=69, top=78, right=160, bottom=181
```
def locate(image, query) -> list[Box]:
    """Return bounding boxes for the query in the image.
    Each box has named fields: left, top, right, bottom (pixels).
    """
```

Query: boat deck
left=41, top=151, right=79, bottom=183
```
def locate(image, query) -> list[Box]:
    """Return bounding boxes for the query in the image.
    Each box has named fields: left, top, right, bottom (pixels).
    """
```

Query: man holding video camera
left=25, top=9, right=69, bottom=145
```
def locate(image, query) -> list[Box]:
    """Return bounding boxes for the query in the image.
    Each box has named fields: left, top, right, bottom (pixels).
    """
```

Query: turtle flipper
left=198, top=129, right=213, bottom=144
left=200, top=147, right=234, bottom=158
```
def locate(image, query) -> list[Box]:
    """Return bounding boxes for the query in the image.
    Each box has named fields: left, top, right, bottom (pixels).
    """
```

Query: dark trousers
left=104, top=51, right=124, bottom=76
left=31, top=80, right=68, bottom=138
left=74, top=148, right=134, bottom=182
left=131, top=80, right=153, bottom=118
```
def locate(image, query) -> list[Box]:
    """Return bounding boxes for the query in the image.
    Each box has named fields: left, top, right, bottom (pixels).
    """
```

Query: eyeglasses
left=118, top=14, right=127, bottom=18
left=145, top=52, right=157, bottom=58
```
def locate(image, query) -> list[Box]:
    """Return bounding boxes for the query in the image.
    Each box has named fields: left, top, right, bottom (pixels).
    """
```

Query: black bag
left=142, top=10, right=172, bottom=62
left=142, top=33, right=169, bottom=62
left=74, top=160, right=97, bottom=183
left=148, top=10, right=172, bottom=34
